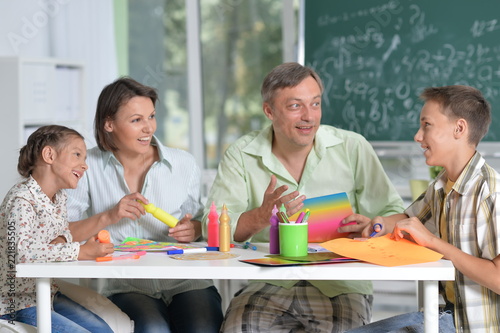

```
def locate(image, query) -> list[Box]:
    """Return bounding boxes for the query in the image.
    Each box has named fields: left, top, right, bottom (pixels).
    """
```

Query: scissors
left=369, top=223, right=383, bottom=237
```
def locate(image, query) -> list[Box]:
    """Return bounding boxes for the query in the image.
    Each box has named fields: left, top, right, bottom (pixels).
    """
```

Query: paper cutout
left=320, top=234, right=444, bottom=267
left=268, top=252, right=356, bottom=262
left=96, top=251, right=147, bottom=262
left=115, top=237, right=202, bottom=252
left=289, top=192, right=354, bottom=242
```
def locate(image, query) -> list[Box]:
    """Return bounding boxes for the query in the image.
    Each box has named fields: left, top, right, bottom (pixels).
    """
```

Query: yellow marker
left=219, top=204, right=231, bottom=252
left=140, top=202, right=179, bottom=228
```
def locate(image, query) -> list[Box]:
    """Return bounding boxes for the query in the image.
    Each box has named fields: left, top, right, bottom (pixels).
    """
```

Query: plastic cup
left=279, top=222, right=308, bottom=257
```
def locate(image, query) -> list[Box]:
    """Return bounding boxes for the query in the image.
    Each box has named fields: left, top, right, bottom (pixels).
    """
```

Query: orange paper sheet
left=320, top=234, right=443, bottom=266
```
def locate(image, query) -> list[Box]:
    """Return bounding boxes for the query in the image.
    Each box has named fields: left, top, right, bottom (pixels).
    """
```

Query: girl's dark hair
left=94, top=77, right=158, bottom=151
left=17, top=125, right=84, bottom=178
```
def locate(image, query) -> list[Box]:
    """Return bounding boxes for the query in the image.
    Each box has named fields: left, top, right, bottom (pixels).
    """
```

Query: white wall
left=0, top=0, right=118, bottom=145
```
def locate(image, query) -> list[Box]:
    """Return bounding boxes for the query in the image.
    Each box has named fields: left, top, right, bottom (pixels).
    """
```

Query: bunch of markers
left=207, top=202, right=231, bottom=252
left=232, top=242, right=257, bottom=250
left=269, top=204, right=311, bottom=254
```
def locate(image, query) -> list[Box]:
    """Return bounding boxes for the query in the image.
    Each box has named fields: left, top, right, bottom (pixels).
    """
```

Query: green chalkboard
left=304, top=0, right=500, bottom=141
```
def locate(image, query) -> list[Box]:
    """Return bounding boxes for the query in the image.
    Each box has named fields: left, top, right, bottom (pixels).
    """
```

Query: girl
left=0, top=125, right=115, bottom=332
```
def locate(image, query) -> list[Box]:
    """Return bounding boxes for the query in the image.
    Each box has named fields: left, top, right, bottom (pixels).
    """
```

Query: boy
left=341, top=85, right=500, bottom=332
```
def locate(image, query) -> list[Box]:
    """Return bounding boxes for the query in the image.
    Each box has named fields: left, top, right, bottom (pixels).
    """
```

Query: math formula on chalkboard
left=304, top=0, right=500, bottom=141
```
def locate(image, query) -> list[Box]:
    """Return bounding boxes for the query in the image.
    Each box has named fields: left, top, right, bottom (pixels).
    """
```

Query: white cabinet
left=0, top=57, right=86, bottom=198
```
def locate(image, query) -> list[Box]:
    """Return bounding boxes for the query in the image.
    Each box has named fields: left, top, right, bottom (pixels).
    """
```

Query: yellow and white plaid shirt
left=406, top=152, right=500, bottom=332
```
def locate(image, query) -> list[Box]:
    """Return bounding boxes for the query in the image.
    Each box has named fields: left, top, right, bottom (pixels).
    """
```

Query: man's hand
left=234, top=175, right=305, bottom=241
left=337, top=213, right=372, bottom=238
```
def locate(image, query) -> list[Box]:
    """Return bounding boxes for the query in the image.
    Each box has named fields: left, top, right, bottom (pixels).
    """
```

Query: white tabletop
left=16, top=243, right=454, bottom=333
left=16, top=243, right=454, bottom=281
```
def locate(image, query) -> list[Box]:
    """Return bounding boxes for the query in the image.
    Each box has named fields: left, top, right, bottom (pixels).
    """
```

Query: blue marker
left=167, top=247, right=215, bottom=255
left=370, top=223, right=382, bottom=237
left=245, top=242, right=257, bottom=250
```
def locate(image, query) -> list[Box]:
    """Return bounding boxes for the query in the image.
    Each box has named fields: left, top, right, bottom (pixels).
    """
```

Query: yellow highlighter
left=140, top=202, right=179, bottom=228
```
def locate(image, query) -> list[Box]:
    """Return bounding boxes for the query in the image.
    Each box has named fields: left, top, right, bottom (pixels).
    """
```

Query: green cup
left=279, top=222, right=308, bottom=257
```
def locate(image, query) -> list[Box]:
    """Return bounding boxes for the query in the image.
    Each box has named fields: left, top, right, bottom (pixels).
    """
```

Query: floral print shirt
left=0, top=176, right=79, bottom=315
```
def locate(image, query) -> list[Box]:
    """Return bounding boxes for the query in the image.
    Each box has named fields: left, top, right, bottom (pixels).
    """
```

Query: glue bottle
left=140, top=202, right=179, bottom=228
left=207, top=202, right=219, bottom=247
left=219, top=204, right=231, bottom=252
left=269, top=205, right=280, bottom=254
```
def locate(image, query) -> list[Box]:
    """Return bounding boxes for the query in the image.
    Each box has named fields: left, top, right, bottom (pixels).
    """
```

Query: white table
left=16, top=243, right=454, bottom=333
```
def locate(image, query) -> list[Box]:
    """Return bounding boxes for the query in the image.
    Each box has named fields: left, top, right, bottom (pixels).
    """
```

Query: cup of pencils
left=278, top=222, right=308, bottom=257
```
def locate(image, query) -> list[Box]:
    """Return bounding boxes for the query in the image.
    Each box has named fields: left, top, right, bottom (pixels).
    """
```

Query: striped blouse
left=66, top=137, right=212, bottom=303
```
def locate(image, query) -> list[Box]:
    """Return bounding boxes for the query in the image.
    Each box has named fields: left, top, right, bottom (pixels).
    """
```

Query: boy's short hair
left=420, top=85, right=491, bottom=146
left=261, top=62, right=323, bottom=107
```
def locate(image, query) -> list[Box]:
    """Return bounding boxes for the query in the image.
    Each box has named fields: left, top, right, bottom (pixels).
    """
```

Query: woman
left=67, top=77, right=223, bottom=333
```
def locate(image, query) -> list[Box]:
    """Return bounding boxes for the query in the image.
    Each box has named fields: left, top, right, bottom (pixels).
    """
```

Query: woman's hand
left=168, top=214, right=200, bottom=242
left=107, top=192, right=148, bottom=223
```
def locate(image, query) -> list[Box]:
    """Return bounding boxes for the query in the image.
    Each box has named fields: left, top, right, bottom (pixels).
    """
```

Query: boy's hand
left=168, top=214, right=198, bottom=242
left=341, top=213, right=408, bottom=238
left=78, top=235, right=115, bottom=260
left=360, top=216, right=387, bottom=238
left=391, top=217, right=438, bottom=246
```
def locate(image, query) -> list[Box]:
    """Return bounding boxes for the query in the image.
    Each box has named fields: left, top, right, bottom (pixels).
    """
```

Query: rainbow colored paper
left=290, top=192, right=353, bottom=243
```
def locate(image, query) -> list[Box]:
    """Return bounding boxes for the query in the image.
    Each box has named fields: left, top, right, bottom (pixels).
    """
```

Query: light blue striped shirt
left=67, top=136, right=212, bottom=303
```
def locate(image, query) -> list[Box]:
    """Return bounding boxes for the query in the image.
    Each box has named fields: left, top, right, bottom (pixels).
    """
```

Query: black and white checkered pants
left=221, top=281, right=373, bottom=333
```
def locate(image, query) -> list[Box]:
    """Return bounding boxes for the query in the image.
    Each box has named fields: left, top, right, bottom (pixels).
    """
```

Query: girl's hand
left=168, top=214, right=197, bottom=242
left=50, top=236, right=67, bottom=244
left=78, top=235, right=114, bottom=260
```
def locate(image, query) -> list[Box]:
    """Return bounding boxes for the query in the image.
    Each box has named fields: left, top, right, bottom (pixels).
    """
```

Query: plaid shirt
left=405, top=152, right=500, bottom=332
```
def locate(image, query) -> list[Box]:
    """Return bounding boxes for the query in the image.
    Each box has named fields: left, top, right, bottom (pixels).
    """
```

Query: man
left=204, top=62, right=404, bottom=332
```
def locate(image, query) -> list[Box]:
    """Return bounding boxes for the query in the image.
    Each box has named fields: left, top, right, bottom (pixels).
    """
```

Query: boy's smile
left=414, top=100, right=458, bottom=168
